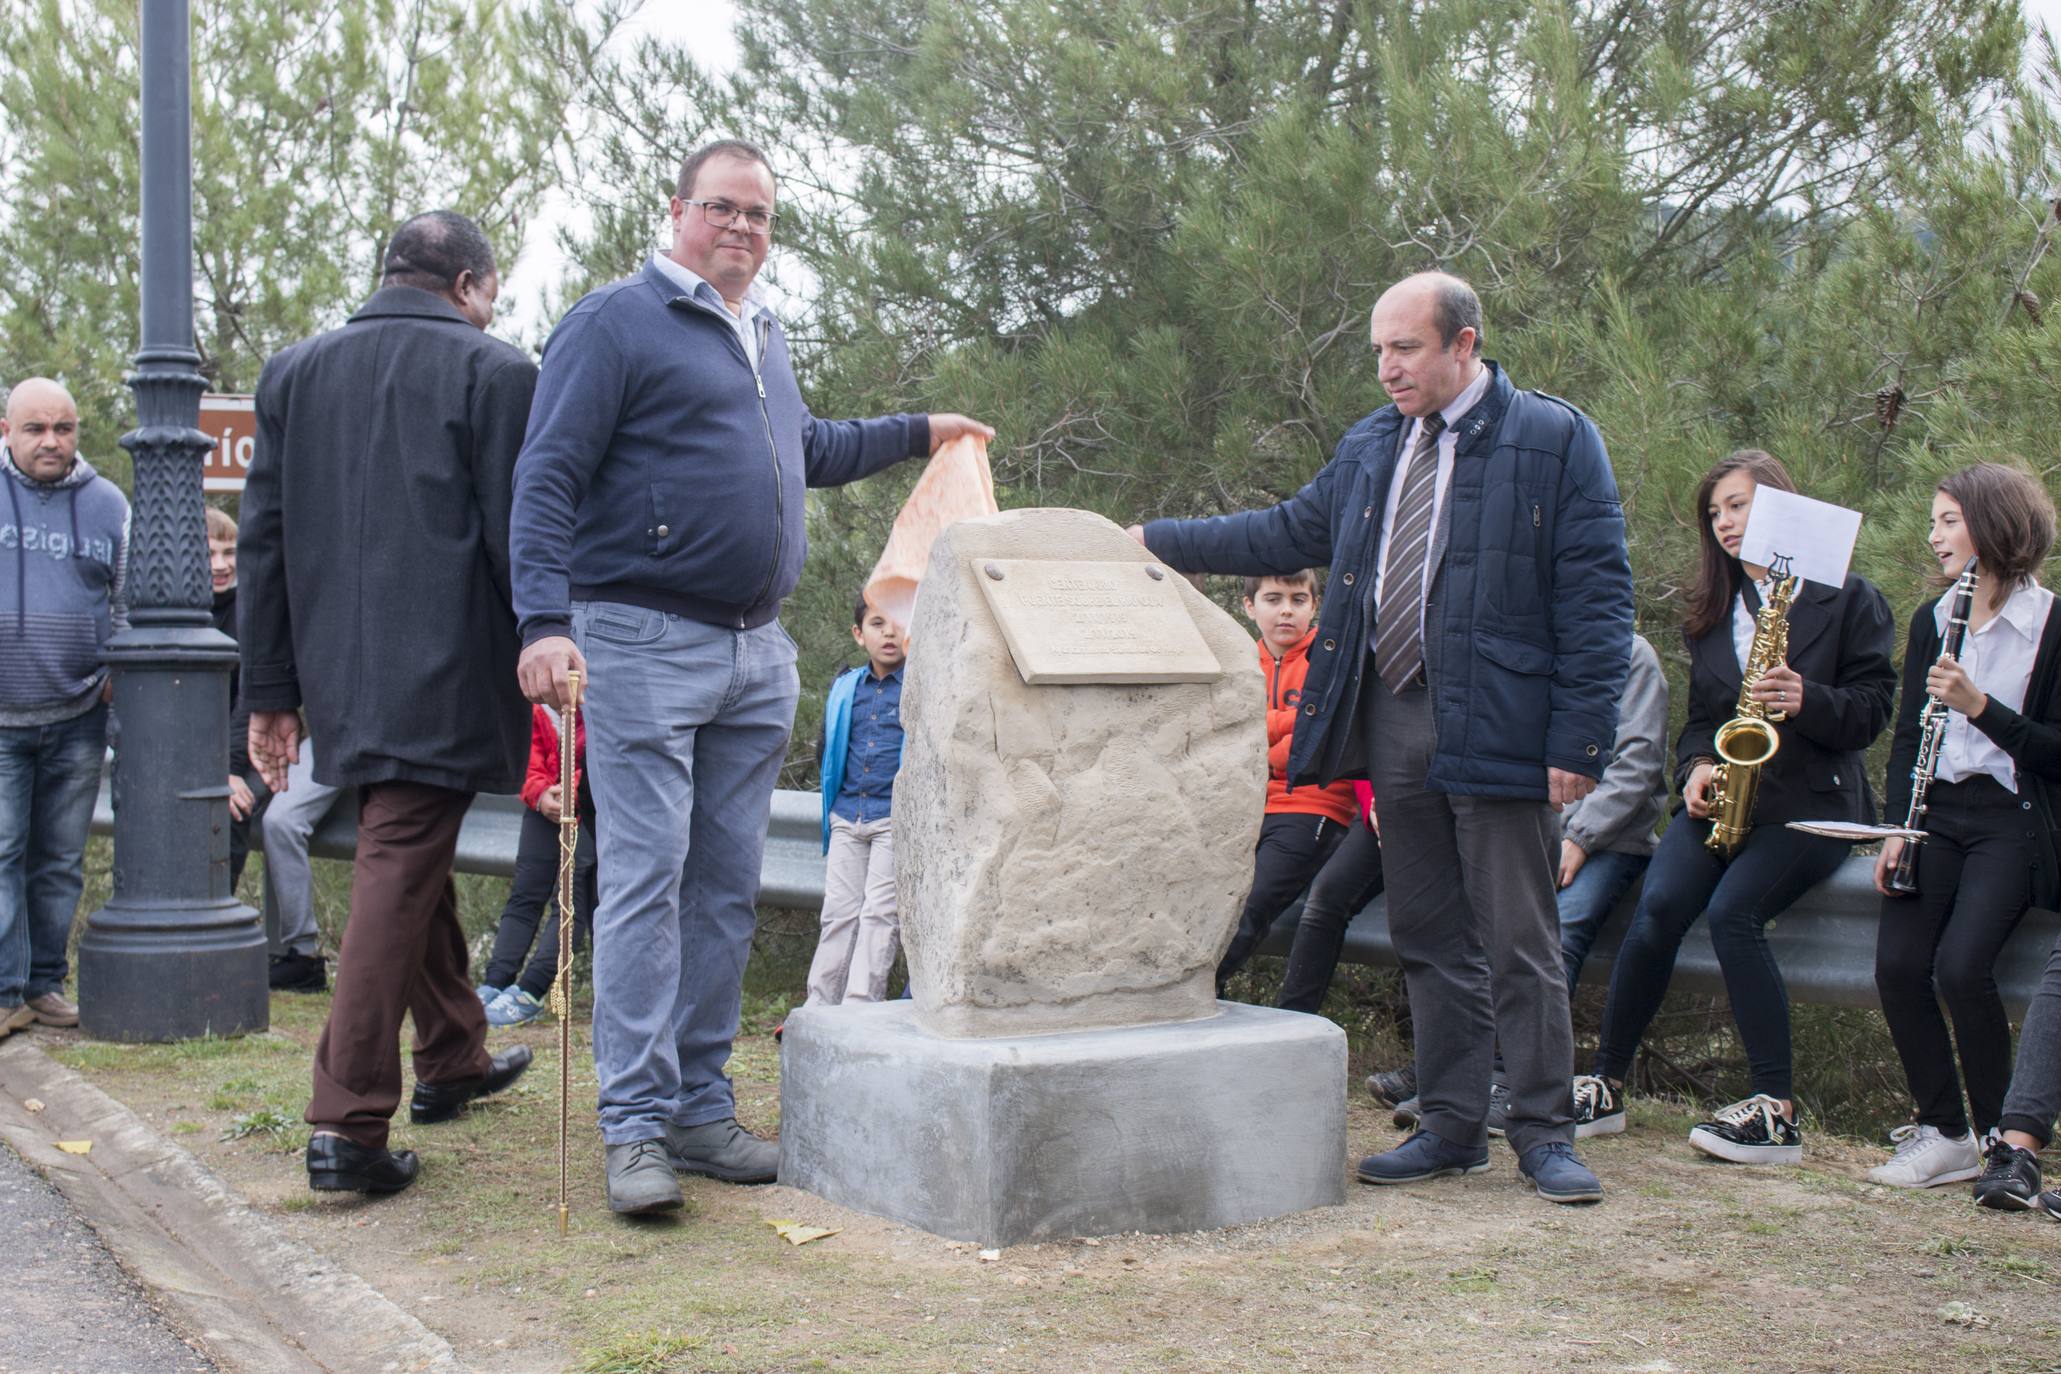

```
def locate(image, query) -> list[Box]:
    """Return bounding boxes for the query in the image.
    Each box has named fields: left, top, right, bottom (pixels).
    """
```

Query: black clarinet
left=1888, top=558, right=1979, bottom=896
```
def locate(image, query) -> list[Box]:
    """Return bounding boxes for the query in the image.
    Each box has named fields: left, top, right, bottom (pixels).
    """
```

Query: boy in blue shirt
left=805, top=596, right=906, bottom=1005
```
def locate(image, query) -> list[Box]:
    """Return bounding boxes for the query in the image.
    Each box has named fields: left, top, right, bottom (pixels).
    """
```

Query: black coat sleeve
left=471, top=355, right=541, bottom=615
left=1673, top=626, right=1721, bottom=797
left=1881, top=603, right=1939, bottom=823
left=1789, top=576, right=1897, bottom=753
left=238, top=354, right=300, bottom=714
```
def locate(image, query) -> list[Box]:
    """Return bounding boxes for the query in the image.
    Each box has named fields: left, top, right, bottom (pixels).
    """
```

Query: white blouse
left=1935, top=581, right=2054, bottom=792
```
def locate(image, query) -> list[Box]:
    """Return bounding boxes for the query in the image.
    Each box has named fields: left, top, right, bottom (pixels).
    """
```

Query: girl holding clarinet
left=1870, top=462, right=2061, bottom=1189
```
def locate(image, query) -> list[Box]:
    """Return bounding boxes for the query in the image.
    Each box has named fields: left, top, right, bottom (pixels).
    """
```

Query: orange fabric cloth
left=864, top=434, right=998, bottom=630
left=1259, top=629, right=1359, bottom=823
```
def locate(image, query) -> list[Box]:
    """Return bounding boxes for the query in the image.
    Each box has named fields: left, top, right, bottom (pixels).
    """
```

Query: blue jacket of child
left=819, top=665, right=907, bottom=850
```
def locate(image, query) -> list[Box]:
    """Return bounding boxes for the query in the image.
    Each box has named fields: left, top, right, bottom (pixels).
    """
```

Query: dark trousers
left=482, top=797, right=597, bottom=999
left=2001, top=930, right=2061, bottom=1147
left=1875, top=777, right=2033, bottom=1137
left=1216, top=812, right=1346, bottom=993
left=1369, top=682, right=1571, bottom=1154
left=306, top=782, right=491, bottom=1151
left=1277, top=820, right=1385, bottom=1013
left=1593, top=814, right=1846, bottom=1101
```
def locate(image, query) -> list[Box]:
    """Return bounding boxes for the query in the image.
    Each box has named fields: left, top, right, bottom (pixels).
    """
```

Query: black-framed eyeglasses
left=681, top=198, right=779, bottom=236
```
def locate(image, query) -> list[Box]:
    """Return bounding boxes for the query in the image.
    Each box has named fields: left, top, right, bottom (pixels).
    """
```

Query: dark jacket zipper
left=677, top=295, right=783, bottom=626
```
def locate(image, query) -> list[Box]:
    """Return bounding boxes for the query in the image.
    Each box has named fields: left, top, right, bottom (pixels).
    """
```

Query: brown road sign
left=200, top=393, right=255, bottom=491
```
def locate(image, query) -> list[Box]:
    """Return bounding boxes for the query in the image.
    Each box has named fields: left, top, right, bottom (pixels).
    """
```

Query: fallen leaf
left=977, top=1248, right=1001, bottom=1263
left=23, top=1098, right=44, bottom=1113
left=763, top=1218, right=842, bottom=1247
left=54, top=1140, right=91, bottom=1155
left=1938, top=1302, right=1990, bottom=1329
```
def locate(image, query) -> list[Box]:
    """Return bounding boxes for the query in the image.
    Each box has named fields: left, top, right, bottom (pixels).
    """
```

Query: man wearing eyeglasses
left=510, top=138, right=991, bottom=1217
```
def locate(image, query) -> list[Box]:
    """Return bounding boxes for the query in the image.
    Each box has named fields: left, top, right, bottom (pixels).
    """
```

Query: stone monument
left=779, top=508, right=1347, bottom=1245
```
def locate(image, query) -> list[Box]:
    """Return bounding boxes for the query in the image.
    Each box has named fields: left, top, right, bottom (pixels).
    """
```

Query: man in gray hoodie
left=0, top=378, right=129, bottom=1036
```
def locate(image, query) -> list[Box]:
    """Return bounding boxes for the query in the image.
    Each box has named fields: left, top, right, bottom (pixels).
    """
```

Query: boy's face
left=208, top=533, right=237, bottom=593
left=853, top=607, right=905, bottom=673
left=1244, top=578, right=1317, bottom=651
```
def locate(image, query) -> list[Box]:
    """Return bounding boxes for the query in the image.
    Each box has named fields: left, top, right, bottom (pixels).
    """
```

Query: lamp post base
left=78, top=903, right=268, bottom=1043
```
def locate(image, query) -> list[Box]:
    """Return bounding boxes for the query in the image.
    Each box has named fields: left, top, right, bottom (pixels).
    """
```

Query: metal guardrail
left=94, top=781, right=2058, bottom=1014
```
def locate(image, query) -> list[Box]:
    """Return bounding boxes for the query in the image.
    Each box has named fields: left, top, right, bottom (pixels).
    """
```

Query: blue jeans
left=574, top=602, right=799, bottom=1144
left=1556, top=847, right=1650, bottom=993
left=0, top=703, right=108, bottom=1005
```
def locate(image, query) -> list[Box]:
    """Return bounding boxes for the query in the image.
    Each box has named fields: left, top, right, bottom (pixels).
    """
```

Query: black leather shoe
left=268, top=950, right=327, bottom=992
left=306, top=1133, right=420, bottom=1194
left=409, top=1044, right=533, bottom=1124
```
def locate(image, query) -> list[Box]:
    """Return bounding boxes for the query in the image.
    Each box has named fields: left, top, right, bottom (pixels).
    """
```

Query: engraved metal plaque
left=972, top=559, right=1223, bottom=685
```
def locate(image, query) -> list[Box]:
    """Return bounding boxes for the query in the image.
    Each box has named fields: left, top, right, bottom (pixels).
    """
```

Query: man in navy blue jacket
left=509, top=138, right=990, bottom=1216
left=1134, top=273, right=1633, bottom=1205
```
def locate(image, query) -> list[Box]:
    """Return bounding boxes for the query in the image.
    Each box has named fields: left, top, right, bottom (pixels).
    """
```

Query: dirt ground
left=33, top=987, right=2061, bottom=1374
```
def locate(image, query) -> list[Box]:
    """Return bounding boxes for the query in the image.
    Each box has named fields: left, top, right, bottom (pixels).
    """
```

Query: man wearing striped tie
left=1132, top=272, right=1633, bottom=1205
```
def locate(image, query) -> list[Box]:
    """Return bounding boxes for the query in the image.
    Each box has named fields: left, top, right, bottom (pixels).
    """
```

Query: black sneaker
left=1391, top=1095, right=1422, bottom=1131
left=269, top=950, right=327, bottom=993
left=1365, top=1065, right=1417, bottom=1107
left=1571, top=1075, right=1626, bottom=1139
left=2038, top=1189, right=2061, bottom=1222
left=1687, top=1094, right=1801, bottom=1164
left=1485, top=1082, right=1512, bottom=1138
left=1973, top=1137, right=2043, bottom=1211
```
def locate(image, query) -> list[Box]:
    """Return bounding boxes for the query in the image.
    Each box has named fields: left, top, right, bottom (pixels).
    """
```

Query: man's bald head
left=1370, top=273, right=1486, bottom=419
left=2, top=378, right=80, bottom=482
left=1376, top=272, right=1482, bottom=357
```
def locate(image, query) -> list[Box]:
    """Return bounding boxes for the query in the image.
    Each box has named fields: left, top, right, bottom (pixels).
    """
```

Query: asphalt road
left=0, top=1137, right=216, bottom=1374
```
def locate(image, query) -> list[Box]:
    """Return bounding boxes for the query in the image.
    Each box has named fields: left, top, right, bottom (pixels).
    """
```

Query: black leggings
left=1875, top=777, right=2033, bottom=1137
left=1593, top=814, right=1846, bottom=1101
left=1277, top=821, right=1386, bottom=1013
left=483, top=797, right=597, bottom=998
left=1217, top=813, right=1345, bottom=993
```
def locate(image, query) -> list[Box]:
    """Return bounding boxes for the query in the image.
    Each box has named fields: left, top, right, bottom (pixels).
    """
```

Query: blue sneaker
left=1356, top=1130, right=1489, bottom=1185
left=485, top=987, right=544, bottom=1027
left=1519, top=1141, right=1603, bottom=1204
left=474, top=983, right=503, bottom=1008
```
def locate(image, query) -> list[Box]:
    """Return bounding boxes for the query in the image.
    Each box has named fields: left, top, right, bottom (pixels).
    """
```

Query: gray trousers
left=1366, top=681, right=1575, bottom=1154
left=2000, top=931, right=2061, bottom=1147
left=574, top=602, right=798, bottom=1145
left=257, top=741, right=344, bottom=958
left=805, top=814, right=898, bottom=1006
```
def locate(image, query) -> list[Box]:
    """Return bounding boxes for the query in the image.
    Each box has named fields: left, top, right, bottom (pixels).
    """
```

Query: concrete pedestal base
left=778, top=1001, right=1346, bottom=1246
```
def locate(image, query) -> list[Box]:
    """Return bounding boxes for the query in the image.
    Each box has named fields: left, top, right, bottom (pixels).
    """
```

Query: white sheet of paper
left=1737, top=487, right=1862, bottom=589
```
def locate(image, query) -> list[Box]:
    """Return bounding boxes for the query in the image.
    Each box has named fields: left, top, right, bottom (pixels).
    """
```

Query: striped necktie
left=1372, top=413, right=1447, bottom=693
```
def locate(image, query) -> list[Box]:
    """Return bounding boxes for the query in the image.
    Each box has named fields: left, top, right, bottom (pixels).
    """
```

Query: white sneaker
left=1865, top=1124, right=1982, bottom=1188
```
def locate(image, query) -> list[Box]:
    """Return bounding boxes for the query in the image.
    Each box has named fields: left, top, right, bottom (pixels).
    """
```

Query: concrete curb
left=0, top=1036, right=469, bottom=1374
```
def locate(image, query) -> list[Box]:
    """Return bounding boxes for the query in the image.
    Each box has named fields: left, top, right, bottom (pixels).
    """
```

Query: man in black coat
left=239, top=210, right=536, bottom=1195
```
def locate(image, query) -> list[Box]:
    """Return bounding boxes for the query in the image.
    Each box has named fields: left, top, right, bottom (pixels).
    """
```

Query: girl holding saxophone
left=1870, top=462, right=2060, bottom=1194
left=1570, top=450, right=1896, bottom=1163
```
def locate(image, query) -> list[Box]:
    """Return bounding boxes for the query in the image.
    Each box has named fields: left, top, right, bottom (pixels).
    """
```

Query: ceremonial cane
left=550, top=671, right=582, bottom=1236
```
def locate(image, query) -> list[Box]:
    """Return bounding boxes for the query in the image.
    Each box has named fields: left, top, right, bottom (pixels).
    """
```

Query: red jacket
left=1260, top=630, right=1358, bottom=823
left=520, top=704, right=586, bottom=812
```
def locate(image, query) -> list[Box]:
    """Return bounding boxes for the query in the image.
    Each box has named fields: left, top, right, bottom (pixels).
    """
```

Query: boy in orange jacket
left=1217, top=571, right=1362, bottom=995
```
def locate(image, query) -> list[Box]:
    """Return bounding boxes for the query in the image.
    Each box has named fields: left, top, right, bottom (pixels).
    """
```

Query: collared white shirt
left=1371, top=364, right=1495, bottom=626
left=1935, top=581, right=2053, bottom=791
left=650, top=254, right=764, bottom=371
left=1733, top=574, right=1778, bottom=673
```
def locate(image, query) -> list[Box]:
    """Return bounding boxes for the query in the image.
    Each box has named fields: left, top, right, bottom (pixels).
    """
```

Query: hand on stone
left=1125, top=524, right=1146, bottom=545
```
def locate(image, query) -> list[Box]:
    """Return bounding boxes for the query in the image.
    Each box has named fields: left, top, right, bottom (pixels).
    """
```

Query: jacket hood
left=3, top=449, right=102, bottom=492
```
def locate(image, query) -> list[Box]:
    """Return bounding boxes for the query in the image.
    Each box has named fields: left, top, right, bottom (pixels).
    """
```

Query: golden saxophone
left=1705, top=575, right=1798, bottom=859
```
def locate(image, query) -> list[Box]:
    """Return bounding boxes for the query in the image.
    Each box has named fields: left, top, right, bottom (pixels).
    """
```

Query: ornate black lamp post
left=77, top=0, right=268, bottom=1041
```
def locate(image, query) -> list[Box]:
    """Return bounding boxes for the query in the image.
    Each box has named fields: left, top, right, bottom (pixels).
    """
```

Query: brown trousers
left=306, top=781, right=491, bottom=1150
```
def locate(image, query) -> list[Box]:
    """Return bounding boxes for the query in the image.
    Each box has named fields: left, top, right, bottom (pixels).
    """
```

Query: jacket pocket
left=1472, top=630, right=1553, bottom=753
left=584, top=604, right=665, bottom=647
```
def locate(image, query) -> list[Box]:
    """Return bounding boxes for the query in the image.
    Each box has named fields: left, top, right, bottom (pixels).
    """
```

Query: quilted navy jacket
left=1143, top=362, right=1634, bottom=800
